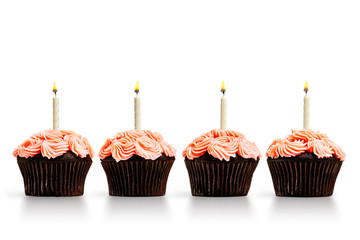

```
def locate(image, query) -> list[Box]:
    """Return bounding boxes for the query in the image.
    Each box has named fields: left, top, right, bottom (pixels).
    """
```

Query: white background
left=1, top=1, right=359, bottom=239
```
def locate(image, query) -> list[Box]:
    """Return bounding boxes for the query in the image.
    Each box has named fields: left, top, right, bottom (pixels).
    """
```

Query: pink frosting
left=135, top=136, right=162, bottom=160
left=183, top=129, right=261, bottom=161
left=182, top=133, right=213, bottom=160
left=13, top=129, right=94, bottom=159
left=99, top=130, right=176, bottom=162
left=111, top=137, right=136, bottom=160
left=266, top=129, right=346, bottom=160
left=159, top=141, right=177, bottom=158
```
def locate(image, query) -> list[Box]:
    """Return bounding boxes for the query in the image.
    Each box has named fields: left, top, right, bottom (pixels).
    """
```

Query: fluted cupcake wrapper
left=101, top=157, right=175, bottom=196
left=185, top=158, right=259, bottom=197
left=17, top=159, right=92, bottom=196
left=267, top=158, right=342, bottom=197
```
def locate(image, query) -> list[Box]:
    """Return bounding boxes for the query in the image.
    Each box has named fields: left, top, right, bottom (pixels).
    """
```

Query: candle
left=134, top=81, right=141, bottom=130
left=220, top=80, right=227, bottom=130
left=53, top=82, right=59, bottom=130
left=303, top=80, right=310, bottom=129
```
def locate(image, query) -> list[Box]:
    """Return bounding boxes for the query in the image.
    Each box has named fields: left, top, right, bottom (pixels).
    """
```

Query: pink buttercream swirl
left=111, top=137, right=136, bottom=160
left=99, top=130, right=176, bottom=162
left=183, top=129, right=261, bottom=161
left=266, top=129, right=345, bottom=160
left=13, top=129, right=94, bottom=159
left=135, top=136, right=162, bottom=160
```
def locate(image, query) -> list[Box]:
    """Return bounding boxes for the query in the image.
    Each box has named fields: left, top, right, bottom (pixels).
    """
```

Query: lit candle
left=220, top=80, right=227, bottom=130
left=53, top=82, right=59, bottom=130
left=134, top=81, right=141, bottom=130
left=303, top=81, right=310, bottom=129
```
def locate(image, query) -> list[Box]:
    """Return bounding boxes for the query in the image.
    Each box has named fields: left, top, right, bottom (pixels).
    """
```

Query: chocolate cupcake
left=183, top=129, right=260, bottom=197
left=13, top=129, right=94, bottom=196
left=266, top=129, right=345, bottom=197
left=99, top=130, right=176, bottom=196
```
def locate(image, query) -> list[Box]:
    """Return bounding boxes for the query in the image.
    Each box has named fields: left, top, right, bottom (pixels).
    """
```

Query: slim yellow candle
left=303, top=81, right=310, bottom=129
left=53, top=82, right=59, bottom=130
left=220, top=80, right=227, bottom=130
left=134, top=81, right=141, bottom=130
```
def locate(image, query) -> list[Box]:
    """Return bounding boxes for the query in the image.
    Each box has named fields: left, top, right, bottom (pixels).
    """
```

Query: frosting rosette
left=266, top=129, right=345, bottom=160
left=111, top=137, right=136, bottom=160
left=238, top=138, right=262, bottom=159
left=160, top=141, right=177, bottom=158
left=13, top=129, right=94, bottom=159
left=99, top=130, right=176, bottom=162
left=182, top=132, right=213, bottom=160
left=135, top=136, right=162, bottom=160
left=183, top=129, right=261, bottom=161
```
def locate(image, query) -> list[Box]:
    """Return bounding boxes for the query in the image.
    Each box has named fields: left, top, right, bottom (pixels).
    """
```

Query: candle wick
left=221, top=90, right=226, bottom=95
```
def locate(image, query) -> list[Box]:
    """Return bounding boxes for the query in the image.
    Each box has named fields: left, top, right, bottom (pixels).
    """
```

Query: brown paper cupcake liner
left=101, top=155, right=175, bottom=196
left=185, top=155, right=259, bottom=197
left=267, top=155, right=342, bottom=197
left=17, top=157, right=92, bottom=197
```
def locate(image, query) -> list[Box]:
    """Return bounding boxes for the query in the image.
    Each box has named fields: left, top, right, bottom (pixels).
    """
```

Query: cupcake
left=14, top=129, right=94, bottom=196
left=266, top=129, right=345, bottom=197
left=99, top=130, right=176, bottom=196
left=183, top=129, right=261, bottom=197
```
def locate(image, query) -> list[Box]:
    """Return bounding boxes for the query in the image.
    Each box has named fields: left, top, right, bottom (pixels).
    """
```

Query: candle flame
left=53, top=81, right=58, bottom=94
left=304, top=80, right=308, bottom=93
left=221, top=80, right=226, bottom=93
left=134, top=81, right=139, bottom=93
